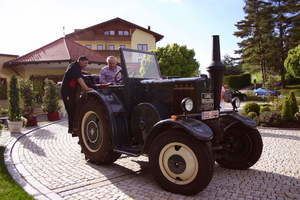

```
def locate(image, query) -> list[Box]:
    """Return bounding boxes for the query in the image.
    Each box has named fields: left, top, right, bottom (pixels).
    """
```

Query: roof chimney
left=147, top=26, right=151, bottom=30
left=74, top=29, right=82, bottom=32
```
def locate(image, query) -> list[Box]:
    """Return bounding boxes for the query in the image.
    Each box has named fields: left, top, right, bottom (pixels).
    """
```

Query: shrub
left=260, top=105, right=271, bottom=113
left=0, top=122, right=3, bottom=130
left=259, top=111, right=281, bottom=126
left=224, top=73, right=251, bottom=90
left=8, top=76, right=21, bottom=121
left=42, top=79, right=60, bottom=113
left=289, top=91, right=299, bottom=115
left=20, top=79, right=35, bottom=116
left=281, top=96, right=294, bottom=121
left=244, top=102, right=260, bottom=115
left=247, top=112, right=258, bottom=119
left=0, top=80, right=7, bottom=100
left=0, top=108, right=8, bottom=117
left=281, top=92, right=299, bottom=121
left=295, top=112, right=300, bottom=121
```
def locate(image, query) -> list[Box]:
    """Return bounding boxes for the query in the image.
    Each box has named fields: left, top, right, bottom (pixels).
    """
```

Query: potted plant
left=20, top=79, right=37, bottom=126
left=42, top=79, right=60, bottom=121
left=7, top=76, right=23, bottom=133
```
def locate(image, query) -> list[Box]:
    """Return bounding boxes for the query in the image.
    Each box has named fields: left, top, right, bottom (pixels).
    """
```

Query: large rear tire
left=217, top=126, right=263, bottom=170
left=78, top=97, right=121, bottom=164
left=149, top=130, right=214, bottom=195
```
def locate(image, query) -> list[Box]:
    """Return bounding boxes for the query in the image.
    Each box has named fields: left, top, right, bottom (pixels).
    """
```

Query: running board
left=114, top=146, right=142, bottom=157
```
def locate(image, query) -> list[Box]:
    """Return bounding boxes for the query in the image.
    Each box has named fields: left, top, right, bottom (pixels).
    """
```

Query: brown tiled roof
left=5, top=37, right=106, bottom=66
left=0, top=53, right=18, bottom=57
left=66, top=17, right=164, bottom=42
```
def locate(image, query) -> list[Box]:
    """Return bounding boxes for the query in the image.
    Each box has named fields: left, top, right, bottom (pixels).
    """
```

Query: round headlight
left=181, top=98, right=194, bottom=112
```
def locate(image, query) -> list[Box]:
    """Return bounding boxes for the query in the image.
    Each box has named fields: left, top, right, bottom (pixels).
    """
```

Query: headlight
left=181, top=98, right=194, bottom=112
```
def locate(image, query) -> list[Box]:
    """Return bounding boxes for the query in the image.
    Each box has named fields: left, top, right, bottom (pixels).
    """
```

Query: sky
left=0, top=0, right=245, bottom=73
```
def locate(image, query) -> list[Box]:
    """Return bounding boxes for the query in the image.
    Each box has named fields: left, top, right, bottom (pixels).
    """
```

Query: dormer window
left=104, top=30, right=115, bottom=35
left=117, top=30, right=129, bottom=36
left=85, top=45, right=92, bottom=49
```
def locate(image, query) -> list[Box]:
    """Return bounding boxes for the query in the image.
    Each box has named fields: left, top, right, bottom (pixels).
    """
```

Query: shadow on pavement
left=84, top=158, right=300, bottom=199
left=11, top=134, right=46, bottom=157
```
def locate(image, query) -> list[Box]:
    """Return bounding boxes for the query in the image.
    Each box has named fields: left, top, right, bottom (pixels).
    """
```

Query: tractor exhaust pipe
left=208, top=35, right=225, bottom=110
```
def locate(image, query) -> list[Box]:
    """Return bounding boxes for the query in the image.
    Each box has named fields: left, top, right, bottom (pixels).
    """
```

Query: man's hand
left=85, top=87, right=93, bottom=92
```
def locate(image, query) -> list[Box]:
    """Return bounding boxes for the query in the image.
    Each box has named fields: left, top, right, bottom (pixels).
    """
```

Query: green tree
left=284, top=45, right=300, bottom=78
left=222, top=54, right=243, bottom=75
left=8, top=76, right=21, bottom=121
left=153, top=44, right=200, bottom=77
left=268, top=0, right=300, bottom=87
left=42, top=79, right=60, bottom=113
left=20, top=79, right=34, bottom=116
left=234, top=0, right=276, bottom=85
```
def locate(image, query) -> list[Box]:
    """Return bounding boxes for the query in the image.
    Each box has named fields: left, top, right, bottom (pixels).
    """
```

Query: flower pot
left=8, top=120, right=23, bottom=133
left=47, top=112, right=60, bottom=121
left=25, top=115, right=38, bottom=127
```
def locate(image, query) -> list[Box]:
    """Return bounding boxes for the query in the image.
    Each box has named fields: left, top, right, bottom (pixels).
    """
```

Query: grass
left=0, top=146, right=34, bottom=200
left=279, top=84, right=300, bottom=97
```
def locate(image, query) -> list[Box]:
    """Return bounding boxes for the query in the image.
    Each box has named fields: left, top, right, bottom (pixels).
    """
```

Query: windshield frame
left=120, top=48, right=162, bottom=80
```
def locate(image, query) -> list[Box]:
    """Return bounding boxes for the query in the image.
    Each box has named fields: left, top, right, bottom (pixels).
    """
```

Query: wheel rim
left=81, top=111, right=103, bottom=152
left=159, top=142, right=198, bottom=185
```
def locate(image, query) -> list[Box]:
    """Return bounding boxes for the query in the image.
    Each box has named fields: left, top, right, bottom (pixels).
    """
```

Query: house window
left=137, top=44, right=148, bottom=51
left=118, top=31, right=124, bottom=35
left=124, top=31, right=129, bottom=35
left=120, top=45, right=126, bottom=49
left=108, top=45, right=115, bottom=50
left=104, top=30, right=115, bottom=35
left=97, top=44, right=104, bottom=50
left=85, top=45, right=92, bottom=49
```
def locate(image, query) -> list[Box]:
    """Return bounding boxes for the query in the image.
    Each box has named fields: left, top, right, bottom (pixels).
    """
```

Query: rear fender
left=144, top=118, right=213, bottom=153
left=76, top=90, right=129, bottom=146
left=220, top=111, right=257, bottom=132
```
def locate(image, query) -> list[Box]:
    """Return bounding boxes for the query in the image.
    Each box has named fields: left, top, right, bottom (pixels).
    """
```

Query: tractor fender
left=144, top=118, right=213, bottom=153
left=76, top=90, right=127, bottom=146
left=220, top=111, right=257, bottom=132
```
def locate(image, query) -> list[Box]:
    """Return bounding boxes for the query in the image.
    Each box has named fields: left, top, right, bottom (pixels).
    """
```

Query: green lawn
left=280, top=84, right=300, bottom=97
left=0, top=147, right=34, bottom=200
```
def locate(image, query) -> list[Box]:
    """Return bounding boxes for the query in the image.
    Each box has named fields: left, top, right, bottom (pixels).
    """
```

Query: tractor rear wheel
left=78, top=97, right=121, bottom=164
left=217, top=126, right=263, bottom=170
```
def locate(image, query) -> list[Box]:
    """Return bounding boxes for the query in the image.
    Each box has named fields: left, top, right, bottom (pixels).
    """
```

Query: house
left=66, top=17, right=164, bottom=58
left=0, top=17, right=163, bottom=102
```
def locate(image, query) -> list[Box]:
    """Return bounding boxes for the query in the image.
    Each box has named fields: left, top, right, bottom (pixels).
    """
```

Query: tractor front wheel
left=149, top=130, right=214, bottom=195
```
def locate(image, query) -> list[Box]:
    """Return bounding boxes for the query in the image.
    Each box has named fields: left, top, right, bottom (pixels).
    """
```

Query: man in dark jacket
left=61, top=56, right=93, bottom=134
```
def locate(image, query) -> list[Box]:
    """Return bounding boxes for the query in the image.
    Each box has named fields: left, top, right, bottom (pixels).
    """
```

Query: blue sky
left=0, top=0, right=245, bottom=72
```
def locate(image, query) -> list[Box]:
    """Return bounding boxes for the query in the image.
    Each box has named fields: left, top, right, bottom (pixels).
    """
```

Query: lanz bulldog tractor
left=73, top=35, right=263, bottom=195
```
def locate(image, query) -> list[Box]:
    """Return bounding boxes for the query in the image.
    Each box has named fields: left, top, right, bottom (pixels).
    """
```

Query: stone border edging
left=4, top=120, right=66, bottom=200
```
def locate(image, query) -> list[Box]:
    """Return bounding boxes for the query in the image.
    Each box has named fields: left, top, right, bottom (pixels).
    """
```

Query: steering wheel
left=114, top=69, right=123, bottom=83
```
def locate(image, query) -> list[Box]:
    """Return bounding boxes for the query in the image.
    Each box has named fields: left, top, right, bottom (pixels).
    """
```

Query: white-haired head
left=106, top=56, right=117, bottom=63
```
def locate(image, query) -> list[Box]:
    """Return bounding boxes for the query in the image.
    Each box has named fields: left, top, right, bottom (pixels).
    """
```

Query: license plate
left=201, top=110, right=219, bottom=120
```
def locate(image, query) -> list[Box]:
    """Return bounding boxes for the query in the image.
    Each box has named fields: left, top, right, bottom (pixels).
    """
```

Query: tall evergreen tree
left=234, top=0, right=275, bottom=84
left=268, top=0, right=300, bottom=87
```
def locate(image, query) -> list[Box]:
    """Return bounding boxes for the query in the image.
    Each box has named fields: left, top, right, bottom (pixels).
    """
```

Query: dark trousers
left=62, top=94, right=76, bottom=133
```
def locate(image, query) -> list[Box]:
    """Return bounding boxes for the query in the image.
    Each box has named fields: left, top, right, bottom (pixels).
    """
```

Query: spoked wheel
left=217, top=125, right=263, bottom=170
left=78, top=97, right=121, bottom=164
left=149, top=130, right=213, bottom=195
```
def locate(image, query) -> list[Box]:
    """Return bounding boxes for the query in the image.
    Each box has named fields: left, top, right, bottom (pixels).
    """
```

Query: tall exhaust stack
left=208, top=35, right=225, bottom=110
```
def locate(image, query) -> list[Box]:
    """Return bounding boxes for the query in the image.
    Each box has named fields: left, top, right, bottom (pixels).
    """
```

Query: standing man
left=61, top=56, right=93, bottom=134
left=99, top=56, right=122, bottom=84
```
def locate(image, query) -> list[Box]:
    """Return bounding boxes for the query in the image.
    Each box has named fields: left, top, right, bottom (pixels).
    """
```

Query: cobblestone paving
left=7, top=121, right=300, bottom=200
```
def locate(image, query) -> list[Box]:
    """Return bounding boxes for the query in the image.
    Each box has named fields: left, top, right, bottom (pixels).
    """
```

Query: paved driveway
left=5, top=120, right=300, bottom=200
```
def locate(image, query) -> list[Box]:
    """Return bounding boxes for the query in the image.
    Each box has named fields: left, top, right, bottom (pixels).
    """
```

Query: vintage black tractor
left=73, top=35, right=263, bottom=195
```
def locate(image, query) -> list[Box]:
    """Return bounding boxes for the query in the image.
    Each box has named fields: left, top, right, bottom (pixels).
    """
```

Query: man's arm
left=77, top=78, right=93, bottom=91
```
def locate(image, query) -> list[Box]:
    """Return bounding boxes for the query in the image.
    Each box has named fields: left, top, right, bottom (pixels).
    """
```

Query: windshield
left=122, top=50, right=161, bottom=79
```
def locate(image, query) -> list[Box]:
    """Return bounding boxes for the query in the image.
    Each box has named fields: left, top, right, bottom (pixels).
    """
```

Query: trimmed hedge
left=224, top=73, right=251, bottom=90
left=244, top=102, right=260, bottom=115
